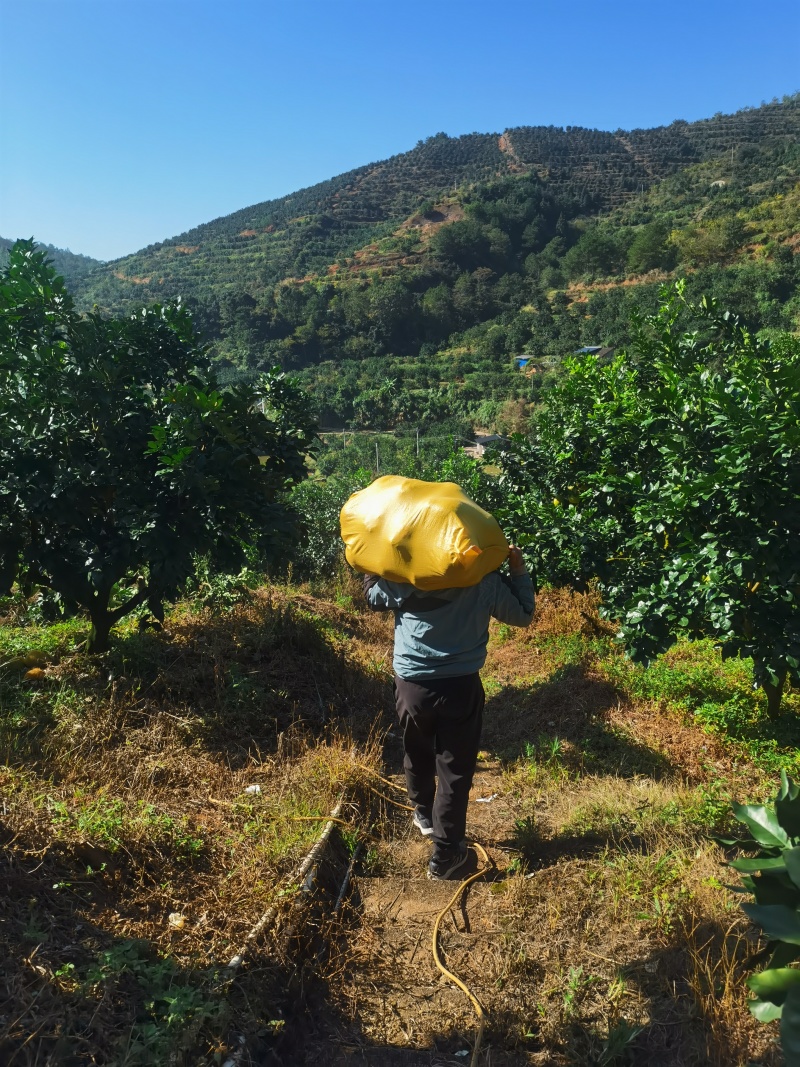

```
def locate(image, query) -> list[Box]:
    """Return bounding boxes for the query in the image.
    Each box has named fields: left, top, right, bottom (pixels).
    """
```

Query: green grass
left=599, top=638, right=755, bottom=709
left=595, top=637, right=800, bottom=776
left=0, top=618, right=86, bottom=659
left=73, top=941, right=222, bottom=1066
left=2, top=581, right=792, bottom=1065
left=560, top=778, right=734, bottom=840
left=49, top=790, right=206, bottom=859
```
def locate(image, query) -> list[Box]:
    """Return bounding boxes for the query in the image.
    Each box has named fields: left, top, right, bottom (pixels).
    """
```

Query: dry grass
left=0, top=581, right=393, bottom=1065
left=0, top=581, right=788, bottom=1065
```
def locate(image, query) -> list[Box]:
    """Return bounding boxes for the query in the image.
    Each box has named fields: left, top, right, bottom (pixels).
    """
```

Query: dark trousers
left=393, top=672, right=485, bottom=859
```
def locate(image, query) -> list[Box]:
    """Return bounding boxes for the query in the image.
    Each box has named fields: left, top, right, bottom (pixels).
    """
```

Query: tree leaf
left=772, top=943, right=800, bottom=970
left=781, top=771, right=799, bottom=802
left=785, top=848, right=800, bottom=891
left=751, top=876, right=800, bottom=909
left=777, top=793, right=800, bottom=842
left=730, top=856, right=787, bottom=873
left=781, top=986, right=800, bottom=1064
left=743, top=904, right=800, bottom=944
left=750, top=997, right=783, bottom=1022
left=732, top=804, right=790, bottom=849
left=748, top=967, right=800, bottom=1004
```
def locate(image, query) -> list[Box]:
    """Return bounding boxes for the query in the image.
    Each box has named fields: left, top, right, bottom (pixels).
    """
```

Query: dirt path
left=283, top=759, right=547, bottom=1066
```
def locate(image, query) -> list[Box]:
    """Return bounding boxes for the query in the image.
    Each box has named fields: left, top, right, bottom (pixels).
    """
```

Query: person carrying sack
left=362, top=546, right=534, bottom=880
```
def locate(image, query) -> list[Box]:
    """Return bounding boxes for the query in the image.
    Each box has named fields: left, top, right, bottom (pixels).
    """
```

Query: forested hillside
left=70, top=95, right=800, bottom=429
left=0, top=237, right=103, bottom=288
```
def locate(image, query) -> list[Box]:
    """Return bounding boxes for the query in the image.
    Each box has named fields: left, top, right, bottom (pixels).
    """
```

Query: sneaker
left=412, top=807, right=434, bottom=837
left=427, top=842, right=470, bottom=881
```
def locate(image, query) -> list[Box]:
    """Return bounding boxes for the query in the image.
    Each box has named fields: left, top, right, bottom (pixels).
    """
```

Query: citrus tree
left=494, top=282, right=800, bottom=714
left=0, top=241, right=315, bottom=650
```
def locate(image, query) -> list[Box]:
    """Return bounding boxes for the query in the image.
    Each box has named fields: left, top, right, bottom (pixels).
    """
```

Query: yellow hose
left=431, top=840, right=493, bottom=1067
left=359, top=762, right=493, bottom=1062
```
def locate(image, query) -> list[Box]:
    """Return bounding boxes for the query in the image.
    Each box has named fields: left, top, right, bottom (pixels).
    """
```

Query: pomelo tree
left=0, top=240, right=315, bottom=651
left=494, top=282, right=800, bottom=715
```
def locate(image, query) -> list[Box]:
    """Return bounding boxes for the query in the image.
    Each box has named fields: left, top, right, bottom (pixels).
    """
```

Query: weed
left=562, top=965, right=585, bottom=1019
left=361, top=844, right=382, bottom=873
left=596, top=636, right=800, bottom=775
left=184, top=556, right=262, bottom=614
left=81, top=940, right=222, bottom=1064
left=506, top=854, right=525, bottom=876
left=558, top=777, right=734, bottom=842
left=597, top=1018, right=644, bottom=1065
left=681, top=914, right=757, bottom=1067
left=511, top=816, right=538, bottom=860
left=684, top=778, right=732, bottom=831
left=607, top=972, right=627, bottom=1003
left=560, top=966, right=602, bottom=1025
left=340, top=828, right=362, bottom=855
left=0, top=618, right=85, bottom=659
left=509, top=735, right=570, bottom=789
left=49, top=792, right=206, bottom=859
left=51, top=794, right=126, bottom=849
left=636, top=890, right=682, bottom=935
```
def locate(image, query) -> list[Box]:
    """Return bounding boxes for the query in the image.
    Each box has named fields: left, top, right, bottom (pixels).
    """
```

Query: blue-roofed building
left=574, top=345, right=616, bottom=360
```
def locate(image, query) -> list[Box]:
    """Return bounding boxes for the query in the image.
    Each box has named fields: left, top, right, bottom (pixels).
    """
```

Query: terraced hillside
left=72, top=97, right=800, bottom=319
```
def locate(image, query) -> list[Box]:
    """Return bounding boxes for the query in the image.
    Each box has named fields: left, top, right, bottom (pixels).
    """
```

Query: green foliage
left=50, top=791, right=204, bottom=858
left=0, top=241, right=315, bottom=650
left=0, top=235, right=103, bottom=286
left=289, top=470, right=372, bottom=578
left=563, top=225, right=628, bottom=280
left=494, top=282, right=800, bottom=711
left=182, top=554, right=262, bottom=613
left=60, top=100, right=799, bottom=433
left=725, top=773, right=800, bottom=1061
left=625, top=220, right=676, bottom=274
left=80, top=940, right=221, bottom=1064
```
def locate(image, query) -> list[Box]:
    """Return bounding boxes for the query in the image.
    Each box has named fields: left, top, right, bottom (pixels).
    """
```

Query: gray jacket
left=364, top=571, right=535, bottom=679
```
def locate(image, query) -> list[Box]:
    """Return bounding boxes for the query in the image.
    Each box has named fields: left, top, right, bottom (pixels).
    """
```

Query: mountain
left=65, top=95, right=800, bottom=430
left=0, top=238, right=104, bottom=288
left=73, top=97, right=799, bottom=315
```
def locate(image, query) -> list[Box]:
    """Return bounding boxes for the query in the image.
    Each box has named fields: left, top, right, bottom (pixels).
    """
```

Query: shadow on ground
left=3, top=589, right=394, bottom=780
left=0, top=829, right=232, bottom=1066
left=484, top=664, right=674, bottom=780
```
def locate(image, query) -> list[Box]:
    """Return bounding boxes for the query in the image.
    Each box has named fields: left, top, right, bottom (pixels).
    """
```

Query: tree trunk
left=86, top=584, right=150, bottom=653
left=88, top=611, right=113, bottom=653
left=764, top=668, right=788, bottom=719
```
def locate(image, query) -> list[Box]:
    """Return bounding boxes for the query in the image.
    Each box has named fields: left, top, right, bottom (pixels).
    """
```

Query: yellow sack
left=340, top=475, right=509, bottom=590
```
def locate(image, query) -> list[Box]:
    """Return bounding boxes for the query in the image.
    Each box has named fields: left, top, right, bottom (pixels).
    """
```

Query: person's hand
left=508, top=545, right=527, bottom=577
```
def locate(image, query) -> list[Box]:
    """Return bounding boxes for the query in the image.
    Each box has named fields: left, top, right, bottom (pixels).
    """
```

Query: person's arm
left=361, top=574, right=411, bottom=612
left=362, top=573, right=391, bottom=611
left=490, top=546, right=535, bottom=627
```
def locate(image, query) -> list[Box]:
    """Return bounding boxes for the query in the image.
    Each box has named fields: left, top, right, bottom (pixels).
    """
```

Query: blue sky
left=1, top=0, right=797, bottom=261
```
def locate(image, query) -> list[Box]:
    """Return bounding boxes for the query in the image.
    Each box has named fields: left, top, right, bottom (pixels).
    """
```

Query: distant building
left=463, top=433, right=510, bottom=458
left=575, top=345, right=615, bottom=361
left=513, top=354, right=560, bottom=371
